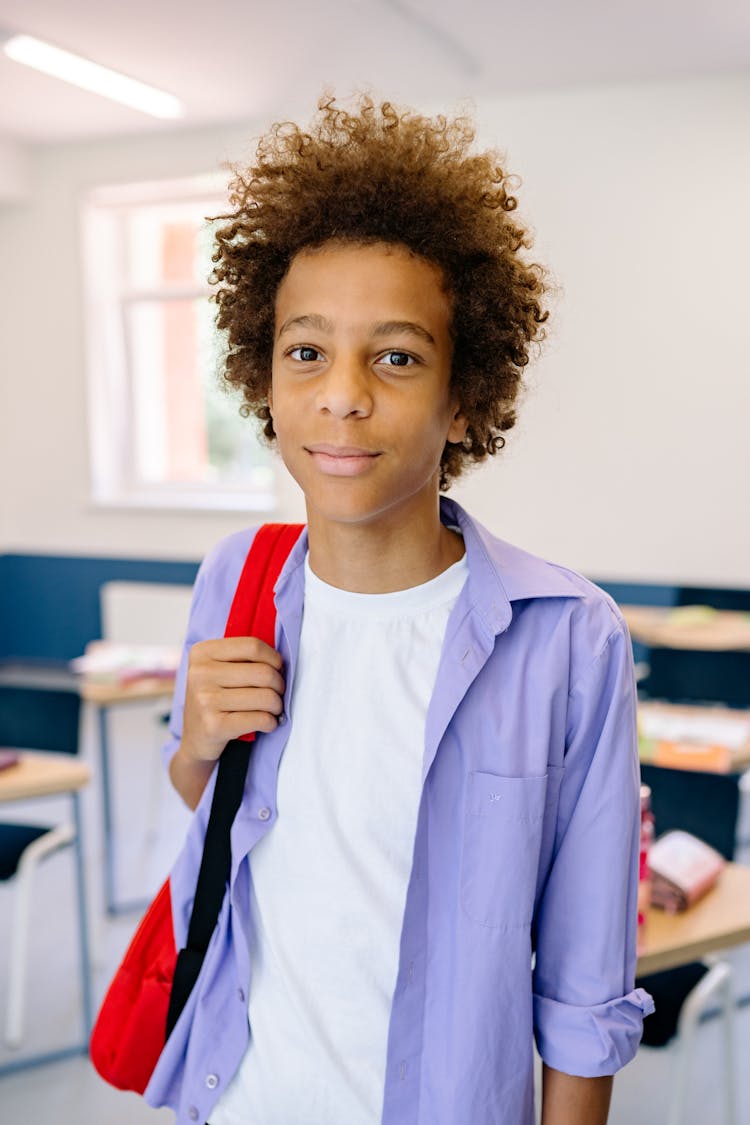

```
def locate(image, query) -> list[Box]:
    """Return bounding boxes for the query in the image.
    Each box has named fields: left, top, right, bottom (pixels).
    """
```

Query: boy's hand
left=180, top=636, right=286, bottom=767
left=171, top=636, right=286, bottom=809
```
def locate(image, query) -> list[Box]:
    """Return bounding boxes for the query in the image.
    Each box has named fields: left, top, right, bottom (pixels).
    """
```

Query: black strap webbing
left=166, top=738, right=250, bottom=1038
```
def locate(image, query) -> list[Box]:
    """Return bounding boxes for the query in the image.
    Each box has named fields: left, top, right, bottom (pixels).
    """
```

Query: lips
left=305, top=443, right=381, bottom=477
left=306, top=443, right=378, bottom=456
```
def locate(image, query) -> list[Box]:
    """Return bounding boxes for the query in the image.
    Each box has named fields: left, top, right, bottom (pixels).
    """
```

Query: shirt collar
left=274, top=499, right=585, bottom=632
left=440, top=497, right=585, bottom=637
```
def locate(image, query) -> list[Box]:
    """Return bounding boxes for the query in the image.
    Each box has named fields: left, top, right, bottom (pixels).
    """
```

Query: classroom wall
left=456, top=73, right=750, bottom=586
left=0, top=137, right=30, bottom=202
left=1, top=73, right=748, bottom=584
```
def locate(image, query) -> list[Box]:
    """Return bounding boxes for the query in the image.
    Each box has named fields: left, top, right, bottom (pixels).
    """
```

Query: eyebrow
left=277, top=313, right=332, bottom=338
left=277, top=314, right=435, bottom=347
left=372, top=321, right=435, bottom=347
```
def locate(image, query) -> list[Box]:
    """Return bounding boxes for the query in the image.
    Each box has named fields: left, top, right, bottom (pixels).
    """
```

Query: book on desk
left=638, top=702, right=750, bottom=773
left=70, top=640, right=181, bottom=688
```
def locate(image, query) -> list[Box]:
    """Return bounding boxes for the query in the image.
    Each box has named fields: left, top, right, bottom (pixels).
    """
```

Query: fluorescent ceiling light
left=3, top=34, right=184, bottom=119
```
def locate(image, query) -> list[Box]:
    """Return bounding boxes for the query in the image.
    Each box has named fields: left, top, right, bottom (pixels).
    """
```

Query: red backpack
left=90, top=523, right=303, bottom=1093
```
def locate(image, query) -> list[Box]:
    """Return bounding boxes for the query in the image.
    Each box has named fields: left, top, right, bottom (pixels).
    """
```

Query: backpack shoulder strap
left=166, top=522, right=304, bottom=1040
left=224, top=522, right=306, bottom=650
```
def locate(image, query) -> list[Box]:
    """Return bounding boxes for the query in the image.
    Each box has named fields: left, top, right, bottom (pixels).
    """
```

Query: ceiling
left=0, top=0, right=748, bottom=144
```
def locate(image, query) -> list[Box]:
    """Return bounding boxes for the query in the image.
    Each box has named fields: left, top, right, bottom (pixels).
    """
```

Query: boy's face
left=270, top=241, right=467, bottom=531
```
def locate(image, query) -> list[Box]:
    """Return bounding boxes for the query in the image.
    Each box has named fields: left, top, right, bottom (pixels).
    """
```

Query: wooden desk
left=80, top=676, right=175, bottom=707
left=0, top=750, right=93, bottom=1074
left=80, top=675, right=175, bottom=915
left=637, top=863, right=750, bottom=975
left=0, top=750, right=90, bottom=801
left=0, top=658, right=175, bottom=707
left=623, top=605, right=750, bottom=652
left=0, top=660, right=175, bottom=914
left=0, top=659, right=78, bottom=693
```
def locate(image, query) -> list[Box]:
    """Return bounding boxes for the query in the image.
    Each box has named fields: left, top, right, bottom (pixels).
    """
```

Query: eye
left=378, top=350, right=416, bottom=368
left=288, top=345, right=324, bottom=362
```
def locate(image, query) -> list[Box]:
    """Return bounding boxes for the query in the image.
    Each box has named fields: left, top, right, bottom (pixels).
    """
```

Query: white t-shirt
left=211, top=549, right=468, bottom=1125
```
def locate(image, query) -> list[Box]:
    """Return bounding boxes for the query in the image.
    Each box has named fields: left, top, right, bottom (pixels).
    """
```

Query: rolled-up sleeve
left=532, top=619, right=654, bottom=1076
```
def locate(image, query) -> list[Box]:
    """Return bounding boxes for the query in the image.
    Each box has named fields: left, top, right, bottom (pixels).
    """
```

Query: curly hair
left=211, top=94, right=549, bottom=488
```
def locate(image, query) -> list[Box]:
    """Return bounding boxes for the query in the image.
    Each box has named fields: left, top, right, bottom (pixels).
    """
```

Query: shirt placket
left=380, top=607, right=504, bottom=1124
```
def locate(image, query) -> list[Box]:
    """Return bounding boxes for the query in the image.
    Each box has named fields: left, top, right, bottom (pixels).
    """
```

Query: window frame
left=81, top=174, right=276, bottom=514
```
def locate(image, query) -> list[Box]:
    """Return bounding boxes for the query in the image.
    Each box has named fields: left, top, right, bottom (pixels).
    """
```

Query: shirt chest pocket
left=460, top=771, right=549, bottom=931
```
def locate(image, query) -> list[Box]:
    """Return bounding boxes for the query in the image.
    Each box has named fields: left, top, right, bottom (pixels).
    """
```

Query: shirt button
left=206, top=1073, right=219, bottom=1089
left=188, top=1108, right=199, bottom=1121
left=258, top=807, right=271, bottom=821
left=237, top=987, right=245, bottom=1003
left=277, top=711, right=287, bottom=725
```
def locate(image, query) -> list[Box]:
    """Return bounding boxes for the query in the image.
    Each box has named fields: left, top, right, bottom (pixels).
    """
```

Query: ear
left=267, top=383, right=273, bottom=417
left=447, top=402, right=468, bottom=444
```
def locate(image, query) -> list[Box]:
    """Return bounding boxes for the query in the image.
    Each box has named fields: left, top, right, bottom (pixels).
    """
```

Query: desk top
left=623, top=605, right=750, bottom=652
left=0, top=658, right=175, bottom=707
left=636, top=863, right=750, bottom=975
left=80, top=677, right=175, bottom=706
left=0, top=659, right=78, bottom=692
left=0, top=750, right=91, bottom=802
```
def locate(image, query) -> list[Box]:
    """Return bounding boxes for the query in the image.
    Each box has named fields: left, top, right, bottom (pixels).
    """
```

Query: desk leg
left=97, top=705, right=117, bottom=916
left=97, top=702, right=152, bottom=916
left=72, top=790, right=93, bottom=1040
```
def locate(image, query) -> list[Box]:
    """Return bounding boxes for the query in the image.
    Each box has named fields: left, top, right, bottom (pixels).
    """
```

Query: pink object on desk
left=649, top=831, right=725, bottom=913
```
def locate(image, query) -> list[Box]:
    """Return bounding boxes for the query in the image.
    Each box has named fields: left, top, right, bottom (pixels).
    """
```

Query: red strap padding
left=224, top=523, right=305, bottom=739
left=225, top=523, right=304, bottom=645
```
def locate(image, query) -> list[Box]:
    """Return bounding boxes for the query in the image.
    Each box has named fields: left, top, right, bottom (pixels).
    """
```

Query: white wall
left=0, top=137, right=30, bottom=202
left=1, top=74, right=748, bottom=584
left=455, top=74, right=750, bottom=586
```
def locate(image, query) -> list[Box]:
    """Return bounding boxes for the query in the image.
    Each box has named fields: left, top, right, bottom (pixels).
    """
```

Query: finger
left=205, top=661, right=285, bottom=694
left=183, top=693, right=282, bottom=747
left=214, top=687, right=285, bottom=717
left=191, top=636, right=283, bottom=668
left=216, top=710, right=280, bottom=739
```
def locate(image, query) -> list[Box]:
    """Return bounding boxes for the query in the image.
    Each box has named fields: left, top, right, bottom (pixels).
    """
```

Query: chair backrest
left=0, top=686, right=82, bottom=756
left=641, top=763, right=741, bottom=861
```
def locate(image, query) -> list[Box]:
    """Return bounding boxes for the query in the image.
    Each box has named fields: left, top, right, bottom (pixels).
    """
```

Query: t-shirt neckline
left=303, top=548, right=468, bottom=618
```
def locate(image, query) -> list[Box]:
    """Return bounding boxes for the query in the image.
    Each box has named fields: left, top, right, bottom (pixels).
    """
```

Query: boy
left=150, top=96, right=652, bottom=1125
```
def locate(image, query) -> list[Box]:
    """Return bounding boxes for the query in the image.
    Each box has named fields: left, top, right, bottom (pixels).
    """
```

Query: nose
left=316, top=354, right=373, bottom=419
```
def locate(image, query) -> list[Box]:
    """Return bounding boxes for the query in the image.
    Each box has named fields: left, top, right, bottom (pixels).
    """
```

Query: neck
left=305, top=501, right=464, bottom=593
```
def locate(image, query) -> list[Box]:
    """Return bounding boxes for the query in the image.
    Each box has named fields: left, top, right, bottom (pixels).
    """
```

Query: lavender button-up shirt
left=147, top=498, right=653, bottom=1125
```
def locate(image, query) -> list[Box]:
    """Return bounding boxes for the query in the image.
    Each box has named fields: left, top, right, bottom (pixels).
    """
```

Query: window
left=82, top=174, right=275, bottom=511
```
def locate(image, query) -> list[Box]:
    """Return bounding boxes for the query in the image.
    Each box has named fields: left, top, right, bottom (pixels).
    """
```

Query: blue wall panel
left=0, top=554, right=199, bottom=661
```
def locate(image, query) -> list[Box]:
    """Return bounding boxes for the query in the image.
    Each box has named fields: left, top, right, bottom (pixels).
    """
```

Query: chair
left=0, top=684, right=92, bottom=1063
left=637, top=764, right=741, bottom=1125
